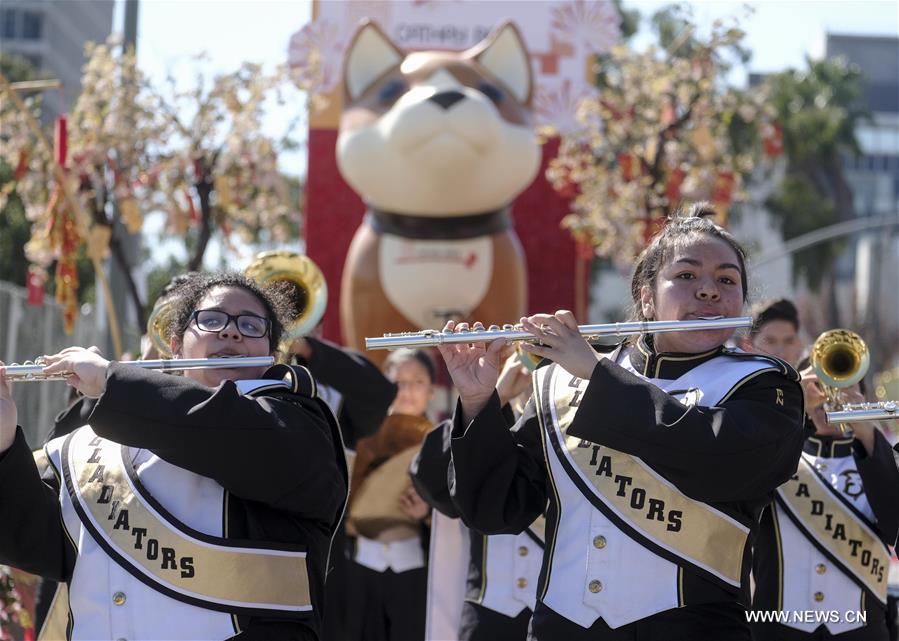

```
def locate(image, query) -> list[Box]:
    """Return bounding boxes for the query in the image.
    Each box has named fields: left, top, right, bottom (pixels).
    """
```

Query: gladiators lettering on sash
left=538, top=365, right=750, bottom=588
left=776, top=457, right=889, bottom=605
left=62, top=427, right=312, bottom=615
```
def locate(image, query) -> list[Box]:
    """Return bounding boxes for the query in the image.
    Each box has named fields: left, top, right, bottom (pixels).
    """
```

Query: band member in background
left=741, top=298, right=805, bottom=368
left=288, top=332, right=395, bottom=449
left=282, top=298, right=396, bottom=641
left=751, top=358, right=899, bottom=640
left=0, top=272, right=347, bottom=641
left=436, top=208, right=807, bottom=640
left=412, top=351, right=542, bottom=640
left=345, top=348, right=436, bottom=641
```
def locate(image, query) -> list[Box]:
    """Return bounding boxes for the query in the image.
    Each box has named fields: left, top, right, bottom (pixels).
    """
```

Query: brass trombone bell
left=810, top=329, right=869, bottom=391
left=146, top=298, right=177, bottom=359
left=245, top=250, right=328, bottom=345
left=810, top=329, right=870, bottom=434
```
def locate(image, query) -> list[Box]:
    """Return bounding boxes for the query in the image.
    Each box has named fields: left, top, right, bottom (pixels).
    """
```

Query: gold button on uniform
left=588, top=580, right=603, bottom=594
left=518, top=546, right=529, bottom=557
left=516, top=578, right=528, bottom=589
left=814, top=591, right=825, bottom=602
left=816, top=564, right=827, bottom=575
left=593, top=536, right=607, bottom=549
left=112, top=592, right=126, bottom=606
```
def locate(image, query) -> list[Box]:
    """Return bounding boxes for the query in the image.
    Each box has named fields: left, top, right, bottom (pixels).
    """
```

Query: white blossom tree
left=547, top=8, right=783, bottom=264
left=1, top=36, right=302, bottom=332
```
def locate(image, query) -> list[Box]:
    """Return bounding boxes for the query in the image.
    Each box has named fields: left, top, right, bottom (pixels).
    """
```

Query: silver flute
left=2, top=356, right=275, bottom=382
left=826, top=401, right=898, bottom=424
left=365, top=317, right=753, bottom=350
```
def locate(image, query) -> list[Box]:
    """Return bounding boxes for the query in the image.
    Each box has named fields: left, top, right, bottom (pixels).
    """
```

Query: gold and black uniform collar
left=804, top=435, right=855, bottom=459
left=628, top=334, right=727, bottom=380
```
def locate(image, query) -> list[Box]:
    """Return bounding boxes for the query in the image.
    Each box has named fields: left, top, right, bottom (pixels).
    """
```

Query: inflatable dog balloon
left=337, top=21, right=540, bottom=363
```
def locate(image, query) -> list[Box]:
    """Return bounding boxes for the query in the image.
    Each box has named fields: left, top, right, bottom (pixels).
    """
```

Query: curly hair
left=629, top=202, right=749, bottom=322
left=165, top=272, right=294, bottom=352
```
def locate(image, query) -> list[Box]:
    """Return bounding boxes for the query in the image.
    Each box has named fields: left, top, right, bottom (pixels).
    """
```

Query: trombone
left=365, top=316, right=752, bottom=350
left=245, top=250, right=328, bottom=352
left=2, top=356, right=275, bottom=382
left=810, top=329, right=899, bottom=426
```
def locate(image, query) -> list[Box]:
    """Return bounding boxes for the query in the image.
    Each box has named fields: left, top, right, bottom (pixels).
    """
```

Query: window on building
left=21, top=10, right=42, bottom=40
left=1, top=9, right=16, bottom=39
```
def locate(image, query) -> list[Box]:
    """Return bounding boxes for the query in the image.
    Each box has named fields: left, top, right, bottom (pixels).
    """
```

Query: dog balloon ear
left=468, top=21, right=532, bottom=105
left=343, top=20, right=404, bottom=102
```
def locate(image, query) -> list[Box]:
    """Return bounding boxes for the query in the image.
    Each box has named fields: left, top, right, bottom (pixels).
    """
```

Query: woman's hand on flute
left=437, top=320, right=507, bottom=423
left=41, top=347, right=110, bottom=399
left=519, top=310, right=602, bottom=380
left=0, top=361, right=17, bottom=453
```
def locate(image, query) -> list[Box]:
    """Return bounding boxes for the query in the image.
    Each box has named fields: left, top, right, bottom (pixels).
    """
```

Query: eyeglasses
left=190, top=309, right=270, bottom=338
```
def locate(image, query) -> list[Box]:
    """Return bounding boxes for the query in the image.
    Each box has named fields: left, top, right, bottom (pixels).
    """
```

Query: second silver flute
left=826, top=402, right=899, bottom=424
left=365, top=317, right=753, bottom=350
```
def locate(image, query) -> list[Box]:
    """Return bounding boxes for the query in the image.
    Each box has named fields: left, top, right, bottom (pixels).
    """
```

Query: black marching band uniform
left=0, top=362, right=347, bottom=641
left=291, top=336, right=397, bottom=641
left=752, top=427, right=899, bottom=640
left=446, top=337, right=807, bottom=640
left=292, top=337, right=396, bottom=451
left=412, top=407, right=543, bottom=640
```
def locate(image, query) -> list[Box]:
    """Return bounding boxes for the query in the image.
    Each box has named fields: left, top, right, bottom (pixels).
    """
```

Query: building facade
left=1, top=0, right=114, bottom=122
left=827, top=34, right=899, bottom=376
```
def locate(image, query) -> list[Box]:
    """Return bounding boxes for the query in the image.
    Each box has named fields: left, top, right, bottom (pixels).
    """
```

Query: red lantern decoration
left=618, top=153, right=636, bottom=181
left=14, top=149, right=28, bottom=181
left=712, top=171, right=735, bottom=207
left=55, top=114, right=68, bottom=168
left=26, top=268, right=45, bottom=306
left=184, top=188, right=200, bottom=225
left=666, top=167, right=686, bottom=202
left=762, top=122, right=784, bottom=158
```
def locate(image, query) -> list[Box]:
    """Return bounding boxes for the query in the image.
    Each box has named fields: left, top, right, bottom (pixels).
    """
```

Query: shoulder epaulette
left=237, top=364, right=318, bottom=399
left=721, top=347, right=800, bottom=382
left=264, top=363, right=318, bottom=398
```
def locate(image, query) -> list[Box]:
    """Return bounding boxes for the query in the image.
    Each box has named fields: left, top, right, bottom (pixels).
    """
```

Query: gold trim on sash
left=33, top=448, right=51, bottom=473
left=542, top=367, right=749, bottom=587
left=528, top=515, right=546, bottom=543
left=66, top=428, right=311, bottom=612
left=37, top=583, right=69, bottom=641
left=777, top=457, right=889, bottom=604
left=770, top=503, right=785, bottom=611
left=535, top=379, right=564, bottom=602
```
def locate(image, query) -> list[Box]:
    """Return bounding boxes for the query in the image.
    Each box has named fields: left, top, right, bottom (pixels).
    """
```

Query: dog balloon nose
left=429, top=90, right=465, bottom=110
